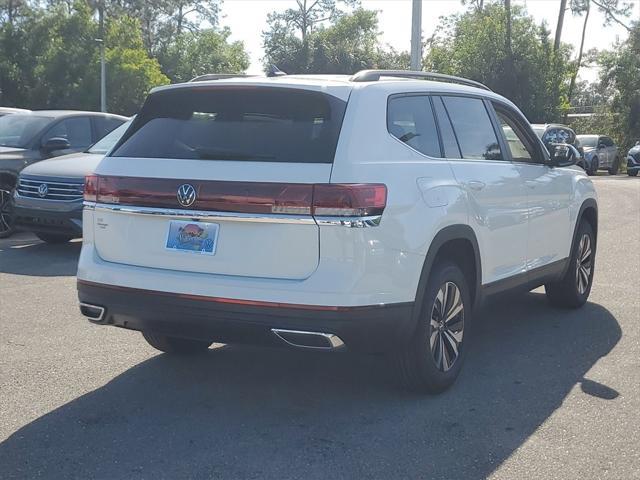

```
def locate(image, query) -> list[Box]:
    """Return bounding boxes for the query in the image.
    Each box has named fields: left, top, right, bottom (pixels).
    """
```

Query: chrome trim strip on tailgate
left=86, top=203, right=382, bottom=227
left=89, top=202, right=316, bottom=224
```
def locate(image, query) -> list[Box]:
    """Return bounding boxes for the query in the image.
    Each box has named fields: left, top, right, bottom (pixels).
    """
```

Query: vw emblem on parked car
left=177, top=184, right=196, bottom=207
left=38, top=183, right=48, bottom=198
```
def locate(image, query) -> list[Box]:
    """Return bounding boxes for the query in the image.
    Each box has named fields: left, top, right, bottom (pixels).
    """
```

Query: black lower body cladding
left=77, top=281, right=415, bottom=353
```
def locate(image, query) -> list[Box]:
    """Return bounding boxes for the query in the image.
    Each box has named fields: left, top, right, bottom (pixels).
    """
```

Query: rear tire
left=142, top=332, right=212, bottom=354
left=608, top=158, right=619, bottom=175
left=545, top=221, right=595, bottom=309
left=35, top=232, right=74, bottom=244
left=395, top=261, right=471, bottom=393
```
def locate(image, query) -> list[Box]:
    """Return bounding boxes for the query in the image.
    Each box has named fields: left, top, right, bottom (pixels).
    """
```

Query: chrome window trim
left=86, top=202, right=382, bottom=227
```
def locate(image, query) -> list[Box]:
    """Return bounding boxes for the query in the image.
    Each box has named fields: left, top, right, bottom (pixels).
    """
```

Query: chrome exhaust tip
left=79, top=302, right=106, bottom=323
left=271, top=328, right=345, bottom=350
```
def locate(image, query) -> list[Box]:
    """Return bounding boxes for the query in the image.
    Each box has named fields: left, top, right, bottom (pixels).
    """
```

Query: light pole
left=410, top=0, right=422, bottom=71
left=97, top=2, right=106, bottom=112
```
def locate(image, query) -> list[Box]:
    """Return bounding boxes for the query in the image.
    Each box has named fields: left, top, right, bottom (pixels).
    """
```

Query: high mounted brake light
left=83, top=176, right=387, bottom=217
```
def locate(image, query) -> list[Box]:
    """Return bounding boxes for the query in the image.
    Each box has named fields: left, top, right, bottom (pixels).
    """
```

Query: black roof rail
left=350, top=70, right=491, bottom=91
left=189, top=73, right=255, bottom=82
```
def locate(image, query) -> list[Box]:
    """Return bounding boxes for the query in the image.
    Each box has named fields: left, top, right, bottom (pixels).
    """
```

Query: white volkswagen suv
left=77, top=71, right=597, bottom=393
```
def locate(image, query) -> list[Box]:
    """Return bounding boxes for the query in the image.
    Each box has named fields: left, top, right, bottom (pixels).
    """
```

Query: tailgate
left=89, top=161, right=331, bottom=280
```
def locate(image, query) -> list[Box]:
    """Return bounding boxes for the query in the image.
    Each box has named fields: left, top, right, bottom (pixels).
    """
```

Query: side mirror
left=548, top=143, right=579, bottom=167
left=635, top=141, right=639, bottom=146
left=598, top=143, right=605, bottom=150
left=41, top=137, right=71, bottom=153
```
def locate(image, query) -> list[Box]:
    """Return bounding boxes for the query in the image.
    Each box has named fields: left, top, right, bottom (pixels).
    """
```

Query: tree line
left=0, top=0, right=638, bottom=151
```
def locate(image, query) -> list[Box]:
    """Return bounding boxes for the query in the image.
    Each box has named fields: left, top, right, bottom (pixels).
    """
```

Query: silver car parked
left=576, top=135, right=620, bottom=175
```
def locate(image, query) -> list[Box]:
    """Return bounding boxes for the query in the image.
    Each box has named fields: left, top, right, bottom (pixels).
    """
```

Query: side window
left=494, top=109, right=538, bottom=163
left=432, top=97, right=462, bottom=158
left=42, top=117, right=92, bottom=148
left=387, top=95, right=441, bottom=157
left=94, top=116, right=124, bottom=139
left=602, top=137, right=614, bottom=147
left=441, top=96, right=502, bottom=160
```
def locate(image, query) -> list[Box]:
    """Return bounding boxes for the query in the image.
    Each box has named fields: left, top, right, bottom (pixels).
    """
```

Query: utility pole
left=98, top=2, right=106, bottom=112
left=410, top=0, right=422, bottom=71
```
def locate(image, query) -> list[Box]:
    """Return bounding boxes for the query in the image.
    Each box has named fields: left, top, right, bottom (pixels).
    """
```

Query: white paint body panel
left=78, top=77, right=597, bottom=306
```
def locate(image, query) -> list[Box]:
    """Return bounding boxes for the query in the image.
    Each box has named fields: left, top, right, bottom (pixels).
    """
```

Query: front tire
left=545, top=221, right=595, bottom=308
left=0, top=189, right=15, bottom=239
left=35, top=232, right=74, bottom=244
left=587, top=157, right=599, bottom=176
left=629, top=169, right=638, bottom=177
left=608, top=158, right=619, bottom=175
left=395, top=261, right=471, bottom=393
left=142, top=332, right=212, bottom=354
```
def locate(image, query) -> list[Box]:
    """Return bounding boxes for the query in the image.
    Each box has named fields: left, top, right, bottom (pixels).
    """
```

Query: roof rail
left=350, top=70, right=491, bottom=91
left=189, top=74, right=255, bottom=82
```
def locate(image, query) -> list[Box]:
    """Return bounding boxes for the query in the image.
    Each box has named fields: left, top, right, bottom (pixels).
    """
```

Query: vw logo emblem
left=177, top=183, right=196, bottom=207
left=38, top=183, right=48, bottom=198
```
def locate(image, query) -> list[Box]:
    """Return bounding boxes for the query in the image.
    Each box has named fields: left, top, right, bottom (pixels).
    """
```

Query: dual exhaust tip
left=79, top=303, right=106, bottom=323
left=79, top=303, right=344, bottom=350
left=271, top=329, right=345, bottom=350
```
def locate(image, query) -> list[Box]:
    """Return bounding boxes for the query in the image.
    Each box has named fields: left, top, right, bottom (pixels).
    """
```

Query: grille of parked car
left=17, top=176, right=84, bottom=201
left=631, top=151, right=640, bottom=162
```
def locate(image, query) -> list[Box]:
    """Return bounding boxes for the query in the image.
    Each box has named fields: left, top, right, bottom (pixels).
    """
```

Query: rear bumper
left=77, top=280, right=416, bottom=353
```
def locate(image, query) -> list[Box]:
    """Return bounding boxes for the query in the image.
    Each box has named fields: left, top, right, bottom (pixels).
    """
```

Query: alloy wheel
left=0, top=189, right=14, bottom=235
left=429, top=281, right=464, bottom=372
left=576, top=233, right=593, bottom=295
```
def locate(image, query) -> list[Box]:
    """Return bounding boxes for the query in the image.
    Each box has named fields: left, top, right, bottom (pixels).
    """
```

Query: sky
left=219, top=0, right=639, bottom=81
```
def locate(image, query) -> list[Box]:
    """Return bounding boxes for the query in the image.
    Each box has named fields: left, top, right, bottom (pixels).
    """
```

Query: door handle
left=466, top=180, right=486, bottom=191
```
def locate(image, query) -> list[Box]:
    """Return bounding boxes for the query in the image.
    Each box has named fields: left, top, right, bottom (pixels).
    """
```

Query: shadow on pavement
left=0, top=233, right=80, bottom=277
left=0, top=292, right=620, bottom=479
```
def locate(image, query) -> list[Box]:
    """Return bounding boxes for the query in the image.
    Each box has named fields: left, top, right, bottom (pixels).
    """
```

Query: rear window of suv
left=111, top=86, right=347, bottom=163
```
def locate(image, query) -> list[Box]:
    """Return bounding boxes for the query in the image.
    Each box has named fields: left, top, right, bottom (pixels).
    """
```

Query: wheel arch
left=412, top=225, right=482, bottom=327
left=563, top=198, right=598, bottom=277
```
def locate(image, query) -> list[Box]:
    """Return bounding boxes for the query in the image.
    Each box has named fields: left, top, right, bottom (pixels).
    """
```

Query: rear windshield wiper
left=194, top=147, right=276, bottom=161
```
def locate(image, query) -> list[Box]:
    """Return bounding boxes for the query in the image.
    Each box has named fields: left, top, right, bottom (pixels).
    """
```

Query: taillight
left=312, top=184, right=387, bottom=217
left=84, top=175, right=386, bottom=218
left=84, top=174, right=98, bottom=202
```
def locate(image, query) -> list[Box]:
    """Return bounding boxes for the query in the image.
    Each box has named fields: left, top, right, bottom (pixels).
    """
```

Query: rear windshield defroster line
left=111, top=86, right=348, bottom=164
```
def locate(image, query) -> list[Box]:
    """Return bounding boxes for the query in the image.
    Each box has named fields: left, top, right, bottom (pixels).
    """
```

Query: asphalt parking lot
left=0, top=175, right=638, bottom=480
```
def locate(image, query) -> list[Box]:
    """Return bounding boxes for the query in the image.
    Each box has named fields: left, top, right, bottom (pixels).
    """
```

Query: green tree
left=424, top=4, right=572, bottom=122
left=593, top=23, right=640, bottom=151
left=267, top=0, right=358, bottom=41
left=158, top=27, right=249, bottom=83
left=101, top=15, right=169, bottom=114
left=0, top=3, right=168, bottom=113
left=263, top=8, right=408, bottom=74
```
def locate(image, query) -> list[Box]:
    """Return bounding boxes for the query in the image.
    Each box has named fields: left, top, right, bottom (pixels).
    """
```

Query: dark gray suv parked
left=576, top=135, right=620, bottom=175
left=0, top=110, right=126, bottom=237
left=13, top=119, right=131, bottom=243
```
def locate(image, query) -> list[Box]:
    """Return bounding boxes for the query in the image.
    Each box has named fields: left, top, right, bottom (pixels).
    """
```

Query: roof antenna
left=267, top=65, right=287, bottom=77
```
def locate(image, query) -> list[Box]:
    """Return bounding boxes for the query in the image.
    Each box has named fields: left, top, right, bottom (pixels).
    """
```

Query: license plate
left=165, top=220, right=219, bottom=255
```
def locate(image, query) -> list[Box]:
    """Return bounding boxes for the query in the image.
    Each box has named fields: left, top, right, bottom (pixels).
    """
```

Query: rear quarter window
left=112, top=87, right=347, bottom=163
left=387, top=95, right=440, bottom=157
